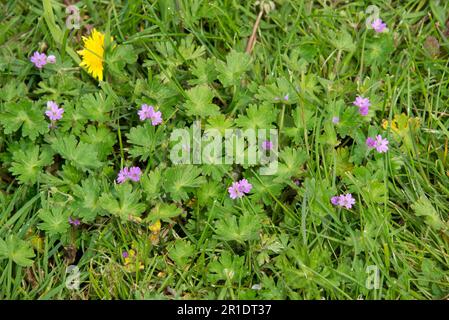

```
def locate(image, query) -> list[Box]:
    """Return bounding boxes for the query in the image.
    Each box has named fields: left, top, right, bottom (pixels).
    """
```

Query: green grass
left=0, top=0, right=449, bottom=300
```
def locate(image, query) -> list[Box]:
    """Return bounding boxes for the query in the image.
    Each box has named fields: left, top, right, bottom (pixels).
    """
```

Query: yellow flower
left=149, top=220, right=161, bottom=233
left=77, top=29, right=109, bottom=81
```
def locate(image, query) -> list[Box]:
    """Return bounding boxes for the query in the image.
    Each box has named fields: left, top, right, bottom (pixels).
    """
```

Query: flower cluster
left=366, top=135, right=389, bottom=153
left=228, top=178, right=252, bottom=199
left=138, top=104, right=162, bottom=126
left=30, top=51, right=56, bottom=69
left=117, top=166, right=142, bottom=184
left=331, top=193, right=356, bottom=209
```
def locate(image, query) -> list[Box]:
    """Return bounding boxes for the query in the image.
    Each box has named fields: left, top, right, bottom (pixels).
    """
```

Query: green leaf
left=51, top=134, right=103, bottom=171
left=80, top=92, right=115, bottom=123
left=207, top=251, right=246, bottom=283
left=411, top=196, right=445, bottom=231
left=0, top=100, right=48, bottom=140
left=80, top=125, right=116, bottom=161
left=38, top=207, right=70, bottom=236
left=106, top=44, right=138, bottom=76
left=276, top=147, right=308, bottom=181
left=235, top=104, right=279, bottom=130
left=72, top=177, right=106, bottom=222
left=214, top=212, right=261, bottom=244
left=99, top=184, right=146, bottom=221
left=163, top=165, right=206, bottom=201
left=168, top=239, right=195, bottom=268
left=141, top=167, right=163, bottom=201
left=216, top=50, right=250, bottom=87
left=183, top=85, right=220, bottom=118
left=330, top=30, right=356, bottom=52
left=364, top=35, right=395, bottom=66
left=126, top=123, right=163, bottom=161
left=9, top=144, right=53, bottom=184
left=148, top=203, right=183, bottom=223
left=188, top=57, right=218, bottom=86
left=0, top=235, right=35, bottom=267
left=0, top=81, right=28, bottom=102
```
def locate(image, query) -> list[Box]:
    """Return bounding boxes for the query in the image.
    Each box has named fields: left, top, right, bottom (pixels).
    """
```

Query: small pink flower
left=138, top=104, right=154, bottom=121
left=353, top=96, right=371, bottom=116
left=228, top=182, right=244, bottom=199
left=374, top=135, right=389, bottom=153
left=332, top=117, right=340, bottom=124
left=331, top=193, right=355, bottom=209
left=366, top=135, right=389, bottom=153
left=68, top=217, right=80, bottom=226
left=339, top=194, right=355, bottom=209
left=261, top=140, right=273, bottom=151
left=371, top=18, right=387, bottom=33
left=150, top=110, right=162, bottom=126
left=238, top=179, right=252, bottom=193
left=46, top=55, right=56, bottom=64
left=366, top=137, right=376, bottom=148
left=128, top=166, right=142, bottom=182
left=331, top=196, right=341, bottom=206
left=138, top=104, right=162, bottom=125
left=117, top=167, right=130, bottom=184
left=30, top=51, right=47, bottom=69
left=228, top=179, right=252, bottom=199
left=117, top=166, right=142, bottom=183
left=45, top=101, right=64, bottom=121
left=358, top=106, right=369, bottom=116
left=284, top=94, right=289, bottom=101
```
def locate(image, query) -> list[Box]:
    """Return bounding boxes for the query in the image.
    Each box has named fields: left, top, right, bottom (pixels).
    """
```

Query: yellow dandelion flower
left=77, top=29, right=110, bottom=81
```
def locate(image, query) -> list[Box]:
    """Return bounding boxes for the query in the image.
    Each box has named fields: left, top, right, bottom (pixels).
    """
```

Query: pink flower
left=117, top=166, right=142, bottom=183
left=374, top=135, right=389, bottom=153
left=45, top=101, right=64, bottom=121
left=30, top=51, right=47, bottom=69
left=339, top=194, right=355, bottom=209
left=46, top=55, right=56, bottom=64
left=150, top=110, right=162, bottom=126
left=332, top=116, right=340, bottom=124
left=366, top=135, right=389, bottom=153
left=68, top=217, right=80, bottom=226
left=331, top=196, right=341, bottom=206
left=366, top=137, right=376, bottom=148
left=228, top=178, right=253, bottom=199
left=117, top=167, right=130, bottom=184
left=128, top=166, right=142, bottom=182
left=371, top=18, right=387, bottom=33
left=331, top=193, right=355, bottom=209
left=261, top=140, right=273, bottom=151
left=238, top=179, right=252, bottom=193
left=138, top=104, right=154, bottom=121
left=353, top=96, right=371, bottom=116
left=138, top=104, right=162, bottom=125
left=358, top=106, right=369, bottom=116
left=228, top=182, right=244, bottom=199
